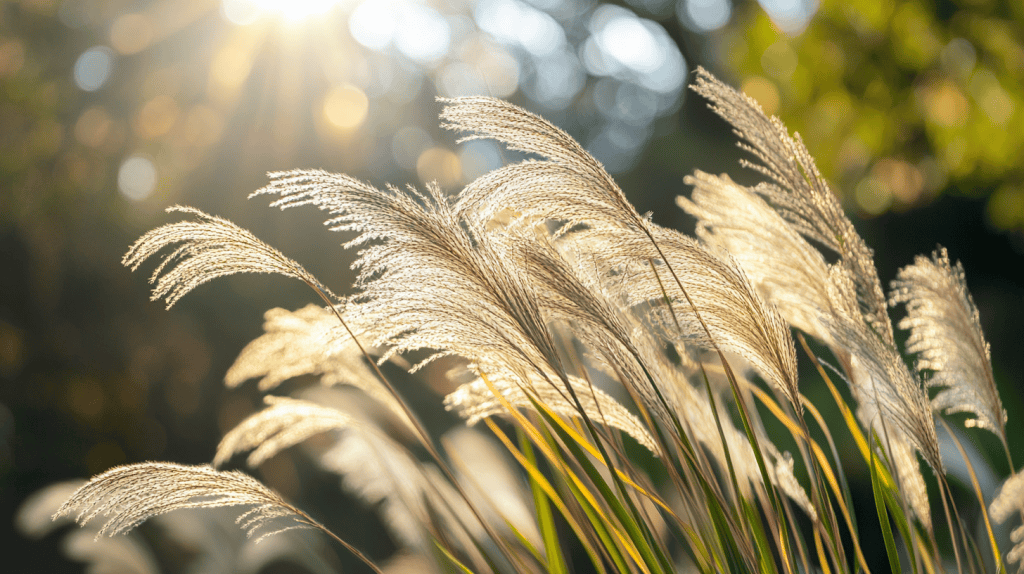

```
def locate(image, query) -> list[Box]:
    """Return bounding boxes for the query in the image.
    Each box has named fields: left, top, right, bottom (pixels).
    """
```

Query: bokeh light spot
left=987, top=185, right=1024, bottom=230
left=0, top=39, right=26, bottom=78
left=588, top=122, right=651, bottom=173
left=211, top=45, right=254, bottom=92
left=586, top=6, right=686, bottom=94
left=854, top=177, right=893, bottom=216
left=221, top=0, right=262, bottom=24
left=741, top=76, right=779, bottom=116
left=941, top=136, right=968, bottom=174
left=678, top=0, right=732, bottom=32
left=74, top=106, right=113, bottom=148
left=183, top=105, right=225, bottom=148
left=323, top=85, right=369, bottom=130
left=394, top=4, right=451, bottom=64
left=940, top=38, right=976, bottom=79
left=349, top=0, right=396, bottom=50
left=528, top=50, right=585, bottom=110
left=971, top=70, right=1014, bottom=125
left=872, top=158, right=924, bottom=206
left=757, top=0, right=816, bottom=34
left=475, top=0, right=565, bottom=57
left=136, top=95, right=180, bottom=139
left=438, top=62, right=487, bottom=97
left=473, top=44, right=520, bottom=97
left=416, top=147, right=461, bottom=189
left=73, top=46, right=114, bottom=91
left=459, top=140, right=502, bottom=182
left=118, top=154, right=158, bottom=201
left=596, top=12, right=663, bottom=74
left=922, top=80, right=969, bottom=127
left=110, top=13, right=154, bottom=55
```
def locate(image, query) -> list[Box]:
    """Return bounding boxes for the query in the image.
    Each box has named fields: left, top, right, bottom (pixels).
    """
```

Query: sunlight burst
left=221, top=0, right=347, bottom=25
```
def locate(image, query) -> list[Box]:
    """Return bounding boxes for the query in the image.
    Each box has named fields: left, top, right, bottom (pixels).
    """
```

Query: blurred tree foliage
left=722, top=0, right=1024, bottom=227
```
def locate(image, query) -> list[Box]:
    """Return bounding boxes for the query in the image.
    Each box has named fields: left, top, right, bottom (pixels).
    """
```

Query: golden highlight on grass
left=41, top=69, right=1021, bottom=574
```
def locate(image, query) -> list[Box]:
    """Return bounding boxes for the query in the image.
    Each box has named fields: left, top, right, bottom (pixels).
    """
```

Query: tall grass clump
left=47, top=69, right=1024, bottom=573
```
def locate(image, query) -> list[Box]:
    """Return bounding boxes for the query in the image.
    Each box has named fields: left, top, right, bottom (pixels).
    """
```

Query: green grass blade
left=433, top=540, right=477, bottom=574
left=535, top=401, right=670, bottom=574
left=519, top=428, right=570, bottom=574
left=562, top=466, right=636, bottom=574
left=742, top=497, right=780, bottom=574
left=485, top=419, right=610, bottom=574
left=938, top=419, right=1005, bottom=574
left=700, top=365, right=746, bottom=525
left=870, top=432, right=902, bottom=574
left=722, top=364, right=795, bottom=574
left=868, top=435, right=919, bottom=574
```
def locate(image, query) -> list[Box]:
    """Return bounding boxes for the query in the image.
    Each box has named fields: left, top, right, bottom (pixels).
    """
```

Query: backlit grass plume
left=47, top=69, right=1023, bottom=574
left=55, top=463, right=318, bottom=541
left=123, top=206, right=339, bottom=308
left=890, top=249, right=1007, bottom=446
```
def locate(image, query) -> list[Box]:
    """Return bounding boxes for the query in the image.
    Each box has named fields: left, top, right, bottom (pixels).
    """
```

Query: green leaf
left=433, top=540, right=477, bottom=574
left=742, top=497, right=779, bottom=574
left=869, top=432, right=902, bottom=574
left=534, top=399, right=670, bottom=574
left=520, top=429, right=570, bottom=574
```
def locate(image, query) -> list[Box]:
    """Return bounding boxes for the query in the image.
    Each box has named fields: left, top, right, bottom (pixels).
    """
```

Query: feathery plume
left=670, top=364, right=813, bottom=512
left=77, top=72, right=1008, bottom=571
left=513, top=233, right=680, bottom=422
left=690, top=67, right=893, bottom=346
left=444, top=371, right=659, bottom=454
left=442, top=97, right=648, bottom=238
left=888, top=433, right=932, bottom=529
left=255, top=172, right=563, bottom=386
left=681, top=83, right=941, bottom=525
left=890, top=248, right=1006, bottom=440
left=830, top=266, right=940, bottom=525
left=123, top=206, right=335, bottom=308
left=214, top=396, right=356, bottom=468
left=990, top=471, right=1024, bottom=572
left=55, top=463, right=315, bottom=541
left=679, top=171, right=835, bottom=347
left=224, top=305, right=413, bottom=431
left=441, top=96, right=792, bottom=425
left=566, top=223, right=801, bottom=412
left=763, top=443, right=817, bottom=521
left=320, top=428, right=428, bottom=547
left=319, top=426, right=487, bottom=555
left=447, top=100, right=805, bottom=430
left=225, top=305, right=377, bottom=392
left=682, top=172, right=941, bottom=483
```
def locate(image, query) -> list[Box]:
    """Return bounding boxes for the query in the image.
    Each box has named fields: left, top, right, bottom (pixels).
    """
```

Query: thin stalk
left=938, top=418, right=1005, bottom=573
left=937, top=474, right=964, bottom=573
left=282, top=500, right=385, bottom=574
left=699, top=365, right=745, bottom=531
left=305, top=283, right=521, bottom=570
left=637, top=222, right=798, bottom=573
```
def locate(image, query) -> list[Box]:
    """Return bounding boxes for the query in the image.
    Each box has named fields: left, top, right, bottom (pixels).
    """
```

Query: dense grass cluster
left=37, top=69, right=1024, bottom=573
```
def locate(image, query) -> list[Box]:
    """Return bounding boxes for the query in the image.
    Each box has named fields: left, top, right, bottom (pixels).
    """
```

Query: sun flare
left=221, top=0, right=347, bottom=25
